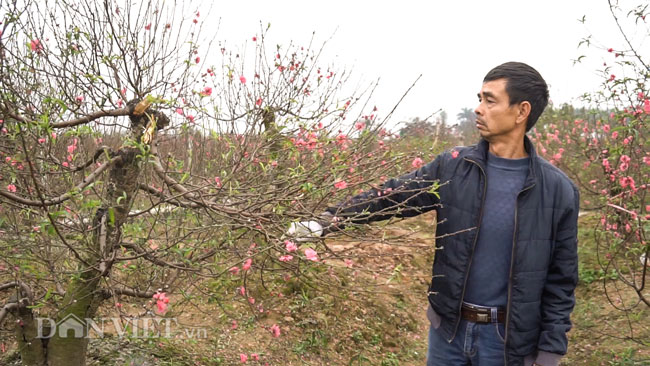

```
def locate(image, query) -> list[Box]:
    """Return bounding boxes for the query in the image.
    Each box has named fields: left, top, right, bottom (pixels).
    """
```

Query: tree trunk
left=44, top=101, right=159, bottom=366
left=15, top=305, right=46, bottom=366
left=45, top=148, right=141, bottom=366
left=44, top=273, right=101, bottom=366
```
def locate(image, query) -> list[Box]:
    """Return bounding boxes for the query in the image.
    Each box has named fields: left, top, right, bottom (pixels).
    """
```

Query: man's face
left=474, top=78, right=522, bottom=140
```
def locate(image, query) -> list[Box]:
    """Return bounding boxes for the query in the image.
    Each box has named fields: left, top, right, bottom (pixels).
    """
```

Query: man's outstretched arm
left=324, top=152, right=448, bottom=227
left=286, top=152, right=448, bottom=240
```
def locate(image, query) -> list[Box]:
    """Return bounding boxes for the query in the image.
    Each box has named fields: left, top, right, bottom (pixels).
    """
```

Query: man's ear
left=516, top=101, right=531, bottom=126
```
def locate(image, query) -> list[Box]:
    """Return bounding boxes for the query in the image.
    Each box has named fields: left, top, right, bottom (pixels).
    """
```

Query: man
left=290, top=62, right=579, bottom=366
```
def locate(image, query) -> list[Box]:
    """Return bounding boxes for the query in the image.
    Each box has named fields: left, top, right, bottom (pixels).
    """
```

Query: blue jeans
left=427, top=318, right=507, bottom=366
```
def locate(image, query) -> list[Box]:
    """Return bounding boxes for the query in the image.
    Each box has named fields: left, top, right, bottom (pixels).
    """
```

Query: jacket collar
left=466, top=135, right=538, bottom=189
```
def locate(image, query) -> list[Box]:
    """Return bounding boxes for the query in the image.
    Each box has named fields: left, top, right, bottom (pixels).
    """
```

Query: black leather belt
left=461, top=302, right=506, bottom=323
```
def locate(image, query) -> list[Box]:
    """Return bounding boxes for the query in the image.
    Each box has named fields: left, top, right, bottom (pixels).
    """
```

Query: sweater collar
left=466, top=135, right=538, bottom=188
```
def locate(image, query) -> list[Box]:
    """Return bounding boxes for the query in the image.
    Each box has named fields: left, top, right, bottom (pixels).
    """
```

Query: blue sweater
left=463, top=151, right=530, bottom=307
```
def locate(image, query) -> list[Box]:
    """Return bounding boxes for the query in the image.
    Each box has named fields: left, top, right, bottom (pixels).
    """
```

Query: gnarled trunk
left=4, top=100, right=166, bottom=366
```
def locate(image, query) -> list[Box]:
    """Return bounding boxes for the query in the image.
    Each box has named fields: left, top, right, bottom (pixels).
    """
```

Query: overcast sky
left=203, top=0, right=639, bottom=128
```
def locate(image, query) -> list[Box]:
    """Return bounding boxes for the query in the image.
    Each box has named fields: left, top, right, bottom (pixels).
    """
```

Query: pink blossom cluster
left=152, top=292, right=170, bottom=314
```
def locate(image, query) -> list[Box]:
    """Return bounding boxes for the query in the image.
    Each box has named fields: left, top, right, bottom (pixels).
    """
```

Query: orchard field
left=0, top=0, right=648, bottom=365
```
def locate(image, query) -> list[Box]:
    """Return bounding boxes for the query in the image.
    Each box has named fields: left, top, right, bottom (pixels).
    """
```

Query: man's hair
left=483, top=62, right=549, bottom=131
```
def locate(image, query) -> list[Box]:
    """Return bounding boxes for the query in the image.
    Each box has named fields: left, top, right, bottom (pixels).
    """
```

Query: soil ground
left=1, top=212, right=648, bottom=365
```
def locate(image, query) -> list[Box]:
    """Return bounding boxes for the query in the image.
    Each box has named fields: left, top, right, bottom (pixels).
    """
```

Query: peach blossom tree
left=0, top=0, right=440, bottom=365
left=531, top=0, right=648, bottom=342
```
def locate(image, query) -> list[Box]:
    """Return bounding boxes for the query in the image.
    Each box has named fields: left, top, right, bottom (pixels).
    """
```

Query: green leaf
left=428, top=181, right=441, bottom=199
left=179, top=172, right=189, bottom=184
left=108, top=207, right=115, bottom=226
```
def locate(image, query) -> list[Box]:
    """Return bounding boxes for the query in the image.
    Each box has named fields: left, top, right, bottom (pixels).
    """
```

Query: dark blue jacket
left=327, top=136, right=579, bottom=366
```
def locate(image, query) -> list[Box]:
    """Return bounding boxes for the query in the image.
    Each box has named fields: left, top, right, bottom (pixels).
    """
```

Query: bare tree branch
left=0, top=302, right=20, bottom=326
left=0, top=155, right=122, bottom=206
left=0, top=281, right=34, bottom=302
left=6, top=107, right=131, bottom=129
left=100, top=287, right=155, bottom=299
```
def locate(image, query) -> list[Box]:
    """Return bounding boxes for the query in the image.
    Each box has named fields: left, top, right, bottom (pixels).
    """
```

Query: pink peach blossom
left=152, top=292, right=170, bottom=314
left=30, top=39, right=43, bottom=53
left=412, top=157, right=424, bottom=168
left=284, top=240, right=297, bottom=252
left=304, top=248, right=318, bottom=261
left=242, top=258, right=252, bottom=271
left=334, top=180, right=348, bottom=190
left=270, top=324, right=281, bottom=337
left=200, top=87, right=212, bottom=97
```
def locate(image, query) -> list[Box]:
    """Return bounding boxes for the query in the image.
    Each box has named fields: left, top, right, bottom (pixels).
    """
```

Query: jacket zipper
left=503, top=182, right=535, bottom=364
left=449, top=157, right=488, bottom=343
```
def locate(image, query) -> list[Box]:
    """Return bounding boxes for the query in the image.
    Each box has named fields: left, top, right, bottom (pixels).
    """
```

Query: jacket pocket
left=427, top=304, right=442, bottom=329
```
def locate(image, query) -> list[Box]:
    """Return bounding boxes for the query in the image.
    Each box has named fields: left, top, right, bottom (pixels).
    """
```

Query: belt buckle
left=476, top=313, right=489, bottom=323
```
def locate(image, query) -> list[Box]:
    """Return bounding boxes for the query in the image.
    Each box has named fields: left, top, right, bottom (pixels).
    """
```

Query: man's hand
left=286, top=221, right=323, bottom=242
